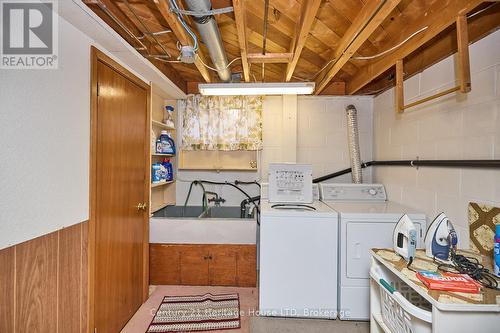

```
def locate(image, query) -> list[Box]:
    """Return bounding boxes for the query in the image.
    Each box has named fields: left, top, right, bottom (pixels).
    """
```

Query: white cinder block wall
left=297, top=96, right=373, bottom=182
left=261, top=95, right=373, bottom=182
left=176, top=95, right=374, bottom=205
left=373, top=30, right=500, bottom=248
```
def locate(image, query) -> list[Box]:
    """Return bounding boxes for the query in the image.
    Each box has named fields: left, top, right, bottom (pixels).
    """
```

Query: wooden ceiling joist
left=89, top=0, right=186, bottom=92
left=233, top=0, right=250, bottom=82
left=88, top=0, right=149, bottom=49
left=84, top=0, right=500, bottom=91
left=315, top=0, right=402, bottom=94
left=247, top=52, right=293, bottom=63
left=154, top=0, right=212, bottom=83
left=358, top=4, right=500, bottom=96
left=285, top=0, right=322, bottom=82
left=346, top=0, right=484, bottom=95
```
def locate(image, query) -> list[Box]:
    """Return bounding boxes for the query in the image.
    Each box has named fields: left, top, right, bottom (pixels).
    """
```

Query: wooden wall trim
left=0, top=221, right=88, bottom=333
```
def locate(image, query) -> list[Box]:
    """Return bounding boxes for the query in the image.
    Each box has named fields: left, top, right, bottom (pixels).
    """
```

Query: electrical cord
left=235, top=180, right=261, bottom=188
left=291, top=58, right=337, bottom=82
left=406, top=257, right=418, bottom=273
left=436, top=248, right=500, bottom=290
left=468, top=2, right=497, bottom=19
left=196, top=55, right=242, bottom=72
left=351, top=26, right=429, bottom=60
left=168, top=0, right=199, bottom=51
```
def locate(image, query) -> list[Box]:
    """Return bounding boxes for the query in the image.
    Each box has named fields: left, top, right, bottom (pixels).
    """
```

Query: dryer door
left=345, top=221, right=423, bottom=279
left=345, top=221, right=395, bottom=279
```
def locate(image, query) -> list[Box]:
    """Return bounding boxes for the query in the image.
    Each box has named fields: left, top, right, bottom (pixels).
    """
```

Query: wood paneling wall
left=0, top=221, right=88, bottom=333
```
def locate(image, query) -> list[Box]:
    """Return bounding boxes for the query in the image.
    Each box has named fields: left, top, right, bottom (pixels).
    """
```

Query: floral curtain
left=181, top=94, right=263, bottom=151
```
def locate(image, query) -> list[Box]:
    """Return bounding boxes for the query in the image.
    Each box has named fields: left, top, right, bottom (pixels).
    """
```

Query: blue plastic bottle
left=159, top=130, right=176, bottom=154
left=162, top=158, right=173, bottom=181
left=494, top=224, right=500, bottom=277
left=151, top=163, right=162, bottom=183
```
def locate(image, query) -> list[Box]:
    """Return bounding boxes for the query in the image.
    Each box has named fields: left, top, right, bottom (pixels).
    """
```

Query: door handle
left=136, top=203, right=147, bottom=211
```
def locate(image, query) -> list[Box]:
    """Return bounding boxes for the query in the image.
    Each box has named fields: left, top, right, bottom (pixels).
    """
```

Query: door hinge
left=94, top=328, right=97, bottom=333
left=96, top=83, right=99, bottom=96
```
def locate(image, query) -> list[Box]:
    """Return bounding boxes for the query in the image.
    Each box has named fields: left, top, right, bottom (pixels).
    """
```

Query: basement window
left=178, top=95, right=262, bottom=171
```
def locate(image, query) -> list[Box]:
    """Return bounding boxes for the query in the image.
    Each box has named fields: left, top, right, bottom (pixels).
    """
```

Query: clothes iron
left=393, top=214, right=417, bottom=263
left=424, top=213, right=458, bottom=261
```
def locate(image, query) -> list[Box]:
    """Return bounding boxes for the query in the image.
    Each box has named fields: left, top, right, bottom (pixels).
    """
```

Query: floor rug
left=146, top=293, right=241, bottom=333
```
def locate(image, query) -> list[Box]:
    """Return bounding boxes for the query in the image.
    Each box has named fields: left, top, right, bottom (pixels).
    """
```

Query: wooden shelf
left=150, top=202, right=170, bottom=213
left=150, top=86, right=177, bottom=215
left=152, top=120, right=175, bottom=130
left=151, top=180, right=174, bottom=188
left=152, top=153, right=175, bottom=157
left=178, top=167, right=256, bottom=171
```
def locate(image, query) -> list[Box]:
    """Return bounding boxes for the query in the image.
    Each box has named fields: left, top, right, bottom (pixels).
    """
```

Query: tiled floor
left=121, top=285, right=258, bottom=333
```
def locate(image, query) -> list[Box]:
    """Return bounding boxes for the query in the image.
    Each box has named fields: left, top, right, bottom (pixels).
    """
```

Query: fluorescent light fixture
left=198, top=82, right=315, bottom=96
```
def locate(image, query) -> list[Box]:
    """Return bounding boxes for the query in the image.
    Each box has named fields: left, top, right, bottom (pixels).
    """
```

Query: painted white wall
left=0, top=9, right=155, bottom=249
left=372, top=30, right=500, bottom=248
left=175, top=95, right=374, bottom=206
left=0, top=16, right=92, bottom=249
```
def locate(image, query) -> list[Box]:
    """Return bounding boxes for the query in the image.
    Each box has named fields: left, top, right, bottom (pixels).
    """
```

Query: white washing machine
left=319, top=183, right=426, bottom=321
left=259, top=200, right=338, bottom=319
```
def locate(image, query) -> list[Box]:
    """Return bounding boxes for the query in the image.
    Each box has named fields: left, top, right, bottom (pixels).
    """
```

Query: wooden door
left=90, top=48, right=150, bottom=333
left=180, top=245, right=209, bottom=285
left=209, top=246, right=237, bottom=286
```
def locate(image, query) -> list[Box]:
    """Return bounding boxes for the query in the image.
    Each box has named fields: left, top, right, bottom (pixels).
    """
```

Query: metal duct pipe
left=346, top=105, right=363, bottom=183
left=184, top=0, right=231, bottom=82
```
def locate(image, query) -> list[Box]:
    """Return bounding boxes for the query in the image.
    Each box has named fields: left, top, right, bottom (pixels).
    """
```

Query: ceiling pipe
left=183, top=0, right=231, bottom=82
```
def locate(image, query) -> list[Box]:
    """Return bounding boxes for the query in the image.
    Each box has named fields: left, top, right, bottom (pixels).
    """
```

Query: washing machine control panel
left=268, top=163, right=313, bottom=203
left=319, top=184, right=387, bottom=201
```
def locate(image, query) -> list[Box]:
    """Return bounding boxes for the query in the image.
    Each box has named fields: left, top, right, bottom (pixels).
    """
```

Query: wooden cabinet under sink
left=150, top=244, right=257, bottom=287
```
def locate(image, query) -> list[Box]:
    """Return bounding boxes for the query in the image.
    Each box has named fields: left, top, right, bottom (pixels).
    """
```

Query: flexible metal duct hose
left=346, top=105, right=363, bottom=183
left=184, top=0, right=231, bottom=82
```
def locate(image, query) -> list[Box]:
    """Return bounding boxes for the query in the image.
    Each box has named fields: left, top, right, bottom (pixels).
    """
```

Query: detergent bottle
left=151, top=163, right=162, bottom=183
left=162, top=158, right=173, bottom=181
left=159, top=130, right=176, bottom=154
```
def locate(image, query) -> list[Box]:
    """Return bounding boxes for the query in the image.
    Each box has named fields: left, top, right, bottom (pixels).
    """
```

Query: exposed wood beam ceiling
left=346, top=0, right=485, bottom=94
left=154, top=0, right=212, bottom=83
left=358, top=5, right=500, bottom=95
left=233, top=0, right=250, bottom=81
left=247, top=52, right=293, bottom=63
left=315, top=0, right=402, bottom=94
left=84, top=0, right=500, bottom=95
left=285, top=0, right=322, bottom=81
